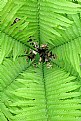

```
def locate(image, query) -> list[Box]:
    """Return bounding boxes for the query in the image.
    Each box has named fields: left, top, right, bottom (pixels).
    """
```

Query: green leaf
left=0, top=0, right=81, bottom=120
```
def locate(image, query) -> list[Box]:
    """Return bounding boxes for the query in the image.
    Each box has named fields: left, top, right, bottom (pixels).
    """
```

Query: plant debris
left=26, top=37, right=57, bottom=65
left=11, top=18, right=20, bottom=26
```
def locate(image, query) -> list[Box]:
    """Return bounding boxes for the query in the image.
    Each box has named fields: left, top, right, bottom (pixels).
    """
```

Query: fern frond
left=48, top=14, right=81, bottom=47
left=52, top=34, right=81, bottom=77
left=1, top=64, right=81, bottom=121
left=0, top=32, right=29, bottom=63
left=0, top=0, right=7, bottom=11
left=44, top=65, right=81, bottom=121
left=0, top=0, right=39, bottom=63
left=39, top=0, right=81, bottom=44
left=0, top=0, right=38, bottom=42
left=0, top=0, right=81, bottom=121
left=0, top=57, right=30, bottom=121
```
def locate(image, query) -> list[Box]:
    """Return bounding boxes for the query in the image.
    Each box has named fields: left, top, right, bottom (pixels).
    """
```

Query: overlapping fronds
left=44, top=65, right=81, bottom=121
left=0, top=0, right=38, bottom=42
left=1, top=63, right=81, bottom=121
left=39, top=0, right=81, bottom=44
left=52, top=14, right=81, bottom=77
left=7, top=65, right=47, bottom=121
left=0, top=0, right=81, bottom=121
left=0, top=0, right=38, bottom=63
left=0, top=32, right=29, bottom=63
left=0, top=57, right=29, bottom=121
left=49, top=14, right=81, bottom=47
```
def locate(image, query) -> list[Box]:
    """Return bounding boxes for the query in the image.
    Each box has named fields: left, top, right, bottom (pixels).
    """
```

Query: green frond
left=0, top=57, right=30, bottom=120
left=44, top=65, right=81, bottom=121
left=0, top=32, right=29, bottom=63
left=48, top=14, right=81, bottom=47
left=52, top=28, right=81, bottom=77
left=0, top=0, right=39, bottom=63
left=0, top=0, right=38, bottom=42
left=1, top=0, right=81, bottom=120
left=1, top=64, right=81, bottom=121
left=39, top=0, right=81, bottom=44
left=0, top=0, right=7, bottom=11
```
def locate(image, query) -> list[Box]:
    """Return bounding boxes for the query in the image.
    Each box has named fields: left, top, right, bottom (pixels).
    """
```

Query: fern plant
left=0, top=0, right=81, bottom=121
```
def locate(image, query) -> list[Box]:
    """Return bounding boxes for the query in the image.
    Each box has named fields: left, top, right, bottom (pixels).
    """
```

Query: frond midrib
left=1, top=59, right=33, bottom=93
left=50, top=35, right=81, bottom=51
left=42, top=63, right=48, bottom=120
left=52, top=61, right=81, bottom=79
left=37, top=0, right=41, bottom=48
left=0, top=31, right=37, bottom=51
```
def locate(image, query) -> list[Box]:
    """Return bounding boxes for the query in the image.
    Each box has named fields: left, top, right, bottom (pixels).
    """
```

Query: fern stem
left=42, top=63, right=48, bottom=120
left=50, top=35, right=81, bottom=52
left=1, top=31, right=37, bottom=52
left=37, top=0, right=41, bottom=48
